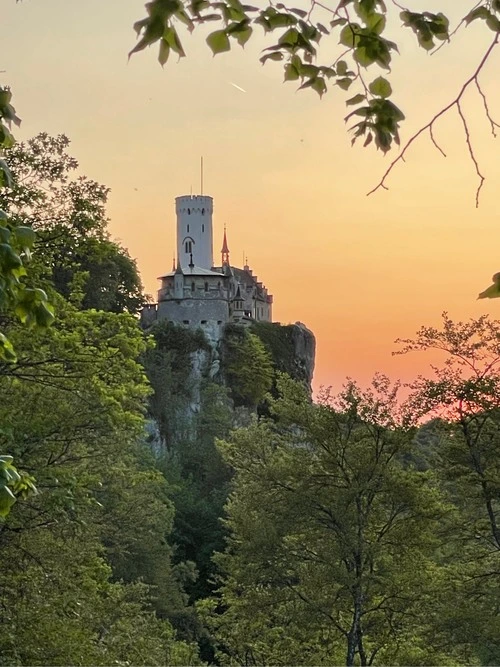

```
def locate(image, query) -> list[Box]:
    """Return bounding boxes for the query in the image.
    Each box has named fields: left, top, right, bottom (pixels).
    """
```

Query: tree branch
left=367, top=33, right=499, bottom=207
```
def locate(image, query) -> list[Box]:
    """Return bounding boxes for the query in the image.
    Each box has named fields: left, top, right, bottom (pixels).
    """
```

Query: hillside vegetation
left=1, top=136, right=499, bottom=666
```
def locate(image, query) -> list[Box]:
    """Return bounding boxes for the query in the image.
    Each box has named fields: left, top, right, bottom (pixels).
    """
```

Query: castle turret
left=176, top=195, right=213, bottom=270
left=221, top=225, right=230, bottom=266
left=174, top=261, right=184, bottom=298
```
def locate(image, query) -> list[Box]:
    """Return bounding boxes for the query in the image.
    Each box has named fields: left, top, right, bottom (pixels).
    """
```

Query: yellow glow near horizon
left=3, top=0, right=500, bottom=393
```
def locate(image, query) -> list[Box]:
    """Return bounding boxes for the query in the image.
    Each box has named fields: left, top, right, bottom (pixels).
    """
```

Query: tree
left=209, top=374, right=453, bottom=666
left=0, top=133, right=144, bottom=314
left=0, top=94, right=53, bottom=362
left=397, top=313, right=500, bottom=664
left=0, top=294, right=203, bottom=664
left=144, top=321, right=234, bottom=624
left=221, top=325, right=274, bottom=408
left=131, top=0, right=500, bottom=204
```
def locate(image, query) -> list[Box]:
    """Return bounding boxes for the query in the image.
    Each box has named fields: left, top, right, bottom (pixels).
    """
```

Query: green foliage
left=1, top=133, right=144, bottom=314
left=0, top=87, right=20, bottom=160
left=143, top=320, right=210, bottom=447
left=398, top=314, right=500, bottom=663
left=221, top=324, right=274, bottom=408
left=478, top=271, right=500, bottom=299
left=251, top=321, right=313, bottom=390
left=0, top=211, right=54, bottom=361
left=0, top=454, right=36, bottom=517
left=128, top=0, right=473, bottom=152
left=400, top=10, right=449, bottom=51
left=165, top=382, right=233, bottom=598
left=150, top=318, right=210, bottom=357
left=0, top=92, right=55, bottom=362
left=144, top=321, right=232, bottom=590
left=211, top=375, right=454, bottom=666
left=0, top=294, right=203, bottom=664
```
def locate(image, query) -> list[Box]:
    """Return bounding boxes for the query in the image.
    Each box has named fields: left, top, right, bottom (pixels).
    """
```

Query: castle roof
left=221, top=229, right=230, bottom=254
left=158, top=266, right=224, bottom=279
left=232, top=267, right=259, bottom=288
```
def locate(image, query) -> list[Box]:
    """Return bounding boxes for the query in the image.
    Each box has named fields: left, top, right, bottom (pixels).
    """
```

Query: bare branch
left=367, top=33, right=499, bottom=206
left=475, top=79, right=500, bottom=137
left=456, top=99, right=484, bottom=207
left=429, top=125, right=446, bottom=157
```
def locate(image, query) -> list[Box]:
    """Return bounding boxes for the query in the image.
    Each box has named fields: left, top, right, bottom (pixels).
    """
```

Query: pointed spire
left=175, top=258, right=183, bottom=275
left=221, top=226, right=230, bottom=253
left=221, top=224, right=230, bottom=266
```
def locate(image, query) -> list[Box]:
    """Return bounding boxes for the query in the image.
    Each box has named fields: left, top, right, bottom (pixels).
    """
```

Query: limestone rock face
left=144, top=320, right=317, bottom=453
left=289, top=322, right=316, bottom=390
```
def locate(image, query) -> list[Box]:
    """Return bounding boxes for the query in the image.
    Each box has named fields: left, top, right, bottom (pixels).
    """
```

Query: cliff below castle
left=250, top=321, right=315, bottom=390
left=143, top=320, right=316, bottom=451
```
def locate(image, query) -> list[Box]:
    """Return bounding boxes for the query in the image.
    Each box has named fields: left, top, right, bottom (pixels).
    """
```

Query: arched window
left=185, top=240, right=192, bottom=254
left=202, top=224, right=205, bottom=232
left=204, top=282, right=208, bottom=292
left=187, top=224, right=190, bottom=233
left=187, top=208, right=191, bottom=215
left=201, top=208, right=205, bottom=215
left=191, top=282, right=195, bottom=292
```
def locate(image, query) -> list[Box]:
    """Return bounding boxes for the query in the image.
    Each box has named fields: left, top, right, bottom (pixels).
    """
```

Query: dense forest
left=1, top=135, right=500, bottom=666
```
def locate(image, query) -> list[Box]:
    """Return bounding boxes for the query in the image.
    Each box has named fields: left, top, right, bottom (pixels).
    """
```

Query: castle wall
left=157, top=297, right=229, bottom=331
left=254, top=300, right=272, bottom=322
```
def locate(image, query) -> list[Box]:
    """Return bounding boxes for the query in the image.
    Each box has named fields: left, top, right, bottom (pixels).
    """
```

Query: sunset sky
left=4, top=0, right=500, bottom=392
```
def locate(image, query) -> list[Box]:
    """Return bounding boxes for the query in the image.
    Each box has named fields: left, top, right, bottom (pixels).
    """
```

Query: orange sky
left=3, top=0, right=500, bottom=392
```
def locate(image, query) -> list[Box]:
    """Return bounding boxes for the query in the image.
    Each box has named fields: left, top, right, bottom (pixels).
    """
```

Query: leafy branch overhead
left=131, top=0, right=500, bottom=202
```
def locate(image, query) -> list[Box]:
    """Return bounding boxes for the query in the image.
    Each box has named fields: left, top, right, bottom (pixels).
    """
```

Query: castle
left=141, top=194, right=273, bottom=335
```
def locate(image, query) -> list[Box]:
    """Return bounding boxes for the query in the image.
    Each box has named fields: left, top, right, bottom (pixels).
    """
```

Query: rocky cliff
left=143, top=320, right=316, bottom=450
left=250, top=321, right=316, bottom=391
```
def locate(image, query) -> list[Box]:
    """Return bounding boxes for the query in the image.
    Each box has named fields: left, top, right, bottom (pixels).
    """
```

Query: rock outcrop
left=250, top=320, right=316, bottom=393
left=288, top=322, right=316, bottom=390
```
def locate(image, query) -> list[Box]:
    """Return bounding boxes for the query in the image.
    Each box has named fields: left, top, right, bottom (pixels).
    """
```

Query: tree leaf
left=369, top=75, right=392, bottom=98
left=207, top=29, right=231, bottom=55
left=158, top=39, right=170, bottom=66
left=346, top=93, right=366, bottom=106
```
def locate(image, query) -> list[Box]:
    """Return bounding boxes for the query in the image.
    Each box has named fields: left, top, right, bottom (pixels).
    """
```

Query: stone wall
left=157, top=297, right=229, bottom=335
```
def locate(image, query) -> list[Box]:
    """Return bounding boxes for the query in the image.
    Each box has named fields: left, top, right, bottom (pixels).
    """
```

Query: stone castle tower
left=141, top=194, right=273, bottom=338
left=176, top=195, right=214, bottom=270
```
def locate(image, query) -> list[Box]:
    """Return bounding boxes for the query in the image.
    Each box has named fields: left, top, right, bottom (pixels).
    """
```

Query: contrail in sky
left=229, top=82, right=247, bottom=93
